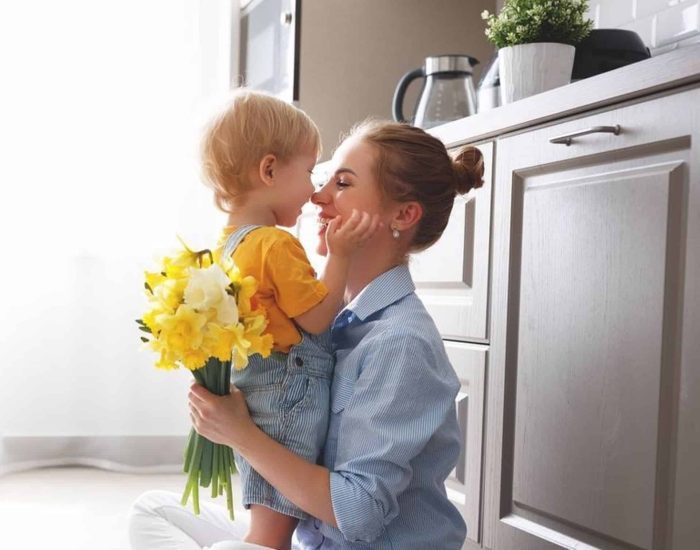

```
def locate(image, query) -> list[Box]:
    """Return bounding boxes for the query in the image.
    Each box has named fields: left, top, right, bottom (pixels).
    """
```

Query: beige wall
left=298, top=0, right=496, bottom=159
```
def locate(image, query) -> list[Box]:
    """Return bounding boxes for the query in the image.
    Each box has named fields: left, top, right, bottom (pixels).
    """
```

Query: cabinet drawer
left=411, top=141, right=494, bottom=343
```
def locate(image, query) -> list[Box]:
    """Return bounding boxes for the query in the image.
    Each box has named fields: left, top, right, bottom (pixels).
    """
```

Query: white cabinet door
left=411, top=141, right=494, bottom=344
left=485, top=87, right=700, bottom=550
left=444, top=341, right=487, bottom=548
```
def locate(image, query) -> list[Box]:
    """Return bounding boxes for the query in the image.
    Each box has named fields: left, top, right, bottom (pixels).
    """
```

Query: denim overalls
left=223, top=225, right=334, bottom=519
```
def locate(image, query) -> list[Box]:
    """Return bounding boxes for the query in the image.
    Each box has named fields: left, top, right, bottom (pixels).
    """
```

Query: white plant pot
left=498, top=42, right=576, bottom=104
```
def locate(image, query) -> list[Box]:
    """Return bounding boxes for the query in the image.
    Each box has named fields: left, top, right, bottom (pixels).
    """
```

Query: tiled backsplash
left=587, top=0, right=700, bottom=54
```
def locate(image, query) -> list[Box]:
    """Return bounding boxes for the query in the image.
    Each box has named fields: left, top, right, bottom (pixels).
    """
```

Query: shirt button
left=294, top=356, right=304, bottom=367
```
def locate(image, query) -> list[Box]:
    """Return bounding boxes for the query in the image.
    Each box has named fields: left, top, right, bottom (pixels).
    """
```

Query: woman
left=129, top=120, right=484, bottom=549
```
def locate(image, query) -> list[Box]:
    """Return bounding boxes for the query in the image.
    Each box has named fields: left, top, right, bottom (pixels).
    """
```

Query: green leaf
left=140, top=336, right=150, bottom=343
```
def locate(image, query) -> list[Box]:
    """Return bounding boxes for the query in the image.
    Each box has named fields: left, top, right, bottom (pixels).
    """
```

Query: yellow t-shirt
left=218, top=226, right=328, bottom=353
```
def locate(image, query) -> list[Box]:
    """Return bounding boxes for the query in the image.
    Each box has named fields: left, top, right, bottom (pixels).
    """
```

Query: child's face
left=273, top=147, right=317, bottom=227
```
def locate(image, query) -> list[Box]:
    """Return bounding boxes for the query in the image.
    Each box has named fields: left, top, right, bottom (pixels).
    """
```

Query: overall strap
left=222, top=224, right=264, bottom=259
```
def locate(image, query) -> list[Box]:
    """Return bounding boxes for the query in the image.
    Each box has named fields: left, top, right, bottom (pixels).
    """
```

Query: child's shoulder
left=233, top=226, right=301, bottom=255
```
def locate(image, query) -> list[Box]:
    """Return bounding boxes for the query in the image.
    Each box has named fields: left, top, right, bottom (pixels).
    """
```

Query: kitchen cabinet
left=483, top=87, right=700, bottom=550
left=411, top=141, right=494, bottom=343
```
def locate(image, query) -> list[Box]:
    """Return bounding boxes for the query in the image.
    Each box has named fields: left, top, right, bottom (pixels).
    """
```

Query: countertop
left=430, top=44, right=700, bottom=147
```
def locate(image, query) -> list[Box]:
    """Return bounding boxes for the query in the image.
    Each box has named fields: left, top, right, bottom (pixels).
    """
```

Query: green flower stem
left=192, top=466, right=200, bottom=515
left=224, top=448, right=234, bottom=520
left=183, top=428, right=195, bottom=472
left=181, top=359, right=236, bottom=520
left=211, top=444, right=219, bottom=498
left=181, top=432, right=203, bottom=508
left=200, top=439, right=213, bottom=487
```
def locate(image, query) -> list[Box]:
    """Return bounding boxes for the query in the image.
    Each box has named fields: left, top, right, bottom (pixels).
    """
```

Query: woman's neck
left=345, top=251, right=404, bottom=303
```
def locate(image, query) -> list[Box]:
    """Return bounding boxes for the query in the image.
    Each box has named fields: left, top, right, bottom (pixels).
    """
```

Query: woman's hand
left=188, top=382, right=255, bottom=448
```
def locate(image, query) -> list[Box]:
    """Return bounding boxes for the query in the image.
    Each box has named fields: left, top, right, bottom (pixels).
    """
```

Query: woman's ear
left=258, top=154, right=277, bottom=187
left=391, top=201, right=423, bottom=231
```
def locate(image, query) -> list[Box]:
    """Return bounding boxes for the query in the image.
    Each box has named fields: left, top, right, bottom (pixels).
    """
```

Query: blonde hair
left=349, top=120, right=484, bottom=252
left=201, top=89, right=321, bottom=213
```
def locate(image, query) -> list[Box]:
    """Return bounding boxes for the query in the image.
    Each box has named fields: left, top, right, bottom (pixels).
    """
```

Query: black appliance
left=572, top=29, right=651, bottom=81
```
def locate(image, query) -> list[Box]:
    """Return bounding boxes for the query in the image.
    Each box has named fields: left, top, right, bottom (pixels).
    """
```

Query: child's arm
left=294, top=210, right=380, bottom=334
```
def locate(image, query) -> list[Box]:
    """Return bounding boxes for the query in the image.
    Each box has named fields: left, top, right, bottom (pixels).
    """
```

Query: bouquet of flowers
left=137, top=238, right=273, bottom=519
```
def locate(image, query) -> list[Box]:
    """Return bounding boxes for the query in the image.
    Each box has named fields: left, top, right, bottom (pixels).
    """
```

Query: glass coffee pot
left=392, top=55, right=479, bottom=129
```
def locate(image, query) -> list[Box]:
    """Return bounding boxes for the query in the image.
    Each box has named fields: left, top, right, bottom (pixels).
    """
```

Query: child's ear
left=258, top=154, right=277, bottom=186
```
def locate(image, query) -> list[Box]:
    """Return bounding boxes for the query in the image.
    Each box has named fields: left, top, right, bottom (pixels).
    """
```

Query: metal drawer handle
left=549, top=124, right=621, bottom=146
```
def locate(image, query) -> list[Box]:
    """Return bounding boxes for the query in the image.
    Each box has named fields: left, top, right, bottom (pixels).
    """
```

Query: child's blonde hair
left=201, top=89, right=321, bottom=213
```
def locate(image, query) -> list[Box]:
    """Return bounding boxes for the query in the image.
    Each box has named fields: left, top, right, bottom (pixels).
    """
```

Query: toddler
left=200, top=89, right=379, bottom=550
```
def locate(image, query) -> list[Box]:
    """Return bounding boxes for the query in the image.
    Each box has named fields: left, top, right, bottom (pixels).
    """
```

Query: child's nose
left=311, top=187, right=327, bottom=205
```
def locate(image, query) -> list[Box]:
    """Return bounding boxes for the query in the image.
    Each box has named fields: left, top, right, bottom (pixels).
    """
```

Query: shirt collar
left=343, top=264, right=415, bottom=322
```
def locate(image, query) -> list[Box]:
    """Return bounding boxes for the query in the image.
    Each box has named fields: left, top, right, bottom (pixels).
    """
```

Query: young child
left=200, top=89, right=380, bottom=550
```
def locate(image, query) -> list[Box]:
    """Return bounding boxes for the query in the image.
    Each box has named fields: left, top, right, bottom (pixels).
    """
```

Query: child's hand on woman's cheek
left=326, top=209, right=382, bottom=257
left=188, top=383, right=254, bottom=448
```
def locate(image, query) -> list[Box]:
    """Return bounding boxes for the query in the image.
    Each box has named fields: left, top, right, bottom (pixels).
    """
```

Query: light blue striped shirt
left=294, top=264, right=466, bottom=549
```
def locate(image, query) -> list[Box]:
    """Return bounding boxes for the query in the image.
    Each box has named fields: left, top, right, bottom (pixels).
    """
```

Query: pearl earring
left=392, top=227, right=400, bottom=239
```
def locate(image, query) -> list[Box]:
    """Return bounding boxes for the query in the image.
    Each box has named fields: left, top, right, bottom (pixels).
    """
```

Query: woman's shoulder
left=382, top=293, right=441, bottom=339
left=362, top=296, right=452, bottom=371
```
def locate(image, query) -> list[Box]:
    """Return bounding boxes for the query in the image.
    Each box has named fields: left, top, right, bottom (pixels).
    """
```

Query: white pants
left=128, top=490, right=272, bottom=550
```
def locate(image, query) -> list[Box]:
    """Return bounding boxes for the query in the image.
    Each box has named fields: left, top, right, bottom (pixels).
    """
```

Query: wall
left=299, top=0, right=496, bottom=159
left=588, top=0, right=699, bottom=54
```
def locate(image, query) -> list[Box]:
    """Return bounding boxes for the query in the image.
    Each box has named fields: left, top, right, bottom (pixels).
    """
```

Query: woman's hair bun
left=452, top=146, right=484, bottom=195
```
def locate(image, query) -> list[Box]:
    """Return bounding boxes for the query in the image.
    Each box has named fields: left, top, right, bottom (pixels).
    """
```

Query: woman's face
left=311, top=136, right=387, bottom=256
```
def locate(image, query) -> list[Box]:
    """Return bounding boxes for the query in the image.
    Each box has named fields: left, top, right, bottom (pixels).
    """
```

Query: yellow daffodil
left=151, top=278, right=186, bottom=313
left=202, top=323, right=236, bottom=363
left=157, top=304, right=207, bottom=361
left=236, top=275, right=258, bottom=316
left=182, top=348, right=209, bottom=371
left=154, top=348, right=179, bottom=370
left=144, top=270, right=167, bottom=293
left=141, top=307, right=160, bottom=334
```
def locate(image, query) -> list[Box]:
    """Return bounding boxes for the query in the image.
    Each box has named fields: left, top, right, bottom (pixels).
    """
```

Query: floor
left=0, top=466, right=250, bottom=550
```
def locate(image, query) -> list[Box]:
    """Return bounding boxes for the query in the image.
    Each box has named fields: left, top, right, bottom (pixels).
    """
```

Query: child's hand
left=325, top=209, right=382, bottom=257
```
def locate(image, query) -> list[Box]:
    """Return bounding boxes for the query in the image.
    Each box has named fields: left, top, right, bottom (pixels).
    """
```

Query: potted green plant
left=482, top=0, right=593, bottom=104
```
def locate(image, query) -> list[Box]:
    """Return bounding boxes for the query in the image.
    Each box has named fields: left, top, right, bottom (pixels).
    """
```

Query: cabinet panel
left=485, top=88, right=700, bottom=550
left=411, top=141, right=494, bottom=343
left=444, top=341, right=487, bottom=547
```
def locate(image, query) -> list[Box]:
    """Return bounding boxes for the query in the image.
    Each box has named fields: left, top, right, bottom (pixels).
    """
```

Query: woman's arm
left=188, top=383, right=338, bottom=526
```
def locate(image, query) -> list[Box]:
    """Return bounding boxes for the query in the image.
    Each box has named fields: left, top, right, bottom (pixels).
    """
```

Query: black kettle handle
left=392, top=67, right=425, bottom=123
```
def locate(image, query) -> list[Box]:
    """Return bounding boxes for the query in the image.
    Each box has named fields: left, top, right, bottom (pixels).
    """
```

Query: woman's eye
left=336, top=179, right=349, bottom=188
